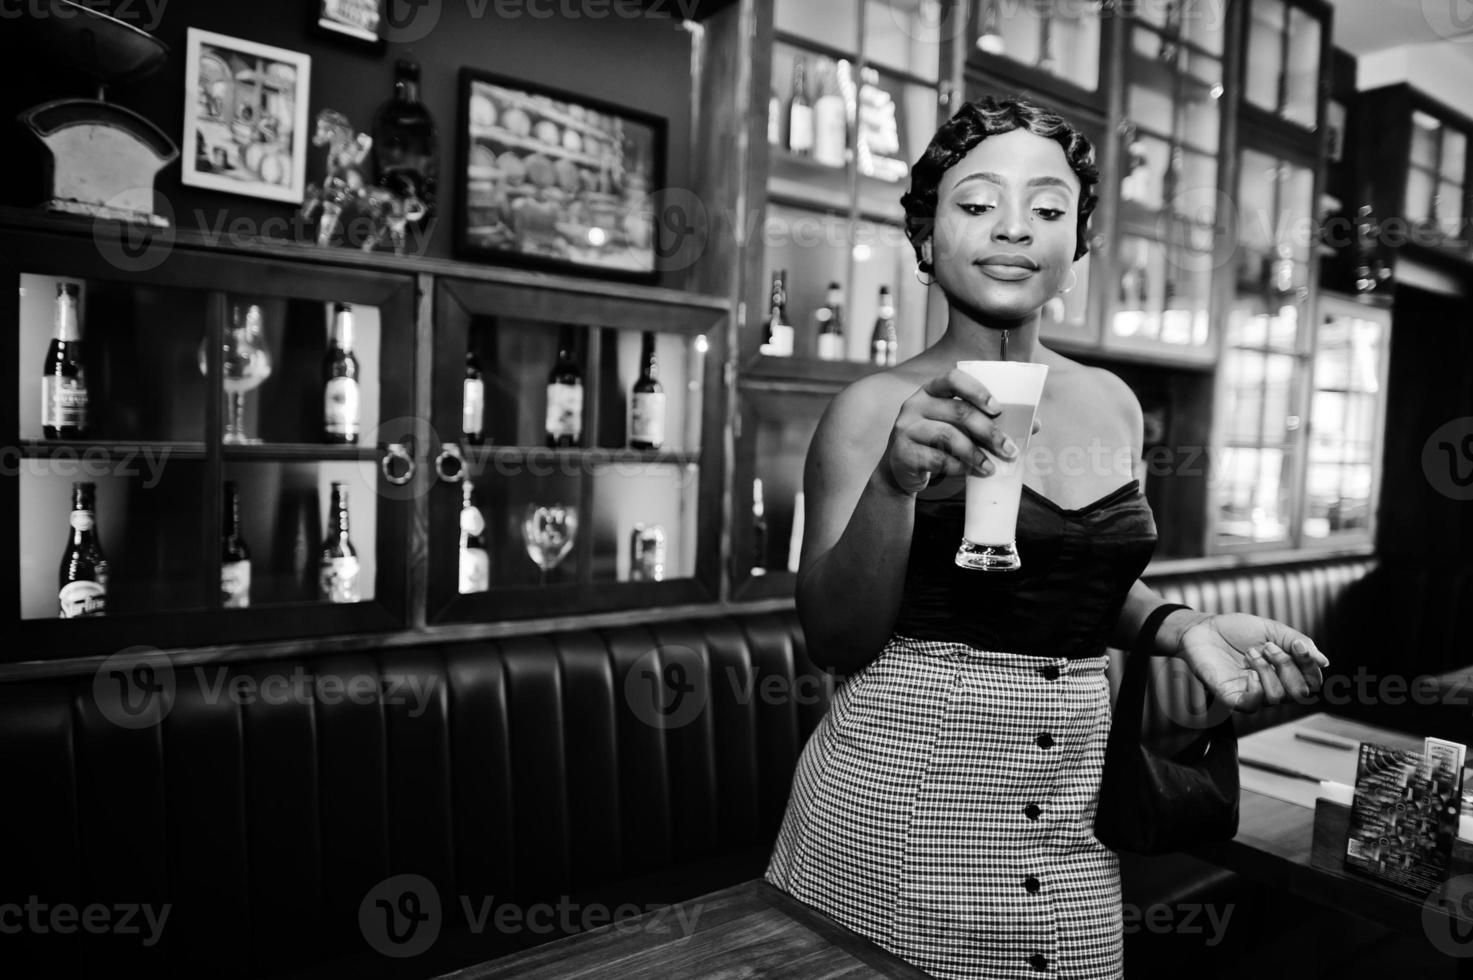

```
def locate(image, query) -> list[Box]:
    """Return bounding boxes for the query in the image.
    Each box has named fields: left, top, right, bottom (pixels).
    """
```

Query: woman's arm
left=797, top=370, right=1015, bottom=675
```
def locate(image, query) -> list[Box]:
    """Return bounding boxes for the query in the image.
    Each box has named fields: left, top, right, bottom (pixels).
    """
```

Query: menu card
left=1343, top=739, right=1466, bottom=895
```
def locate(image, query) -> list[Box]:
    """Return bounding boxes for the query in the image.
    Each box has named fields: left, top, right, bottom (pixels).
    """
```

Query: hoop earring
left=915, top=266, right=936, bottom=286
left=1058, top=267, right=1078, bottom=295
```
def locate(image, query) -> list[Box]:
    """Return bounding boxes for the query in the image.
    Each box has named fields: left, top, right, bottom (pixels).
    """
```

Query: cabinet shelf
left=464, top=446, right=701, bottom=468
left=19, top=439, right=207, bottom=460
left=743, top=354, right=880, bottom=387
left=221, top=443, right=382, bottom=462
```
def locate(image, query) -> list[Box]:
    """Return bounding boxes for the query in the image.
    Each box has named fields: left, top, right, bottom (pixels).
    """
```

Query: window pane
left=776, top=0, right=859, bottom=49
left=1436, top=179, right=1465, bottom=239
left=1283, top=6, right=1320, bottom=127
left=1244, top=0, right=1283, bottom=113
left=864, top=0, right=941, bottom=81
left=1216, top=446, right=1289, bottom=542
left=1050, top=4, right=1101, bottom=91
left=1442, top=127, right=1467, bottom=179
left=1181, top=0, right=1226, bottom=55
left=1223, top=347, right=1265, bottom=442
left=1411, top=111, right=1440, bottom=170
left=1407, top=166, right=1435, bottom=225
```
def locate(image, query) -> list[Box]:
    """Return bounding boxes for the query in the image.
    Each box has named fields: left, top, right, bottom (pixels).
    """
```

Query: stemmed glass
left=198, top=304, right=273, bottom=444
left=522, top=503, right=578, bottom=585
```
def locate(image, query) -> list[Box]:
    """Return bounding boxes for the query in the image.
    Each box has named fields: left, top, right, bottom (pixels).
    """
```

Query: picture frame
left=313, top=0, right=386, bottom=50
left=455, top=68, right=665, bottom=282
left=182, top=29, right=312, bottom=204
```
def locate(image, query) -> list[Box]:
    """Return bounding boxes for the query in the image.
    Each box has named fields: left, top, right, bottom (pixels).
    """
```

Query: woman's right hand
left=879, top=368, right=1022, bottom=496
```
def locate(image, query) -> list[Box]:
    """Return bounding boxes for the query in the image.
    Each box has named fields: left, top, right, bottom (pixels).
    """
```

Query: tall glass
left=954, top=360, right=1048, bottom=571
left=198, top=304, right=273, bottom=444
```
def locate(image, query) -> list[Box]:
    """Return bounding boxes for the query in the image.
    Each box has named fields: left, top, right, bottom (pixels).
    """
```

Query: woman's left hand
left=1175, top=613, right=1330, bottom=713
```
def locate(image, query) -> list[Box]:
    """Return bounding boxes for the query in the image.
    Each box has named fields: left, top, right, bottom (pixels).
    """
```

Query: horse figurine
left=299, top=109, right=372, bottom=247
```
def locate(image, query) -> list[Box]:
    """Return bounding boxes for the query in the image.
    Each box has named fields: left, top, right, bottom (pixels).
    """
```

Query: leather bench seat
left=0, top=557, right=1375, bottom=979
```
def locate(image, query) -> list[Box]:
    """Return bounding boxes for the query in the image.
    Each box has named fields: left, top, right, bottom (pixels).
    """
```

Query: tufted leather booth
left=0, top=556, right=1375, bottom=980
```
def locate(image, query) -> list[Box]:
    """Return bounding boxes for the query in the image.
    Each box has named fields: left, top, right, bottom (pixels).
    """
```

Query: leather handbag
left=1094, top=602, right=1240, bottom=855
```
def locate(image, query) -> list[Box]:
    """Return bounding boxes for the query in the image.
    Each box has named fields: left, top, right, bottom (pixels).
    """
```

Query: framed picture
left=456, top=68, right=665, bottom=282
left=182, top=29, right=312, bottom=204
left=314, top=0, right=385, bottom=49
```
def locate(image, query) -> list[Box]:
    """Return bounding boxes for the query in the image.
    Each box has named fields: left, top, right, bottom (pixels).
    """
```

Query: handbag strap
left=1118, top=602, right=1193, bottom=723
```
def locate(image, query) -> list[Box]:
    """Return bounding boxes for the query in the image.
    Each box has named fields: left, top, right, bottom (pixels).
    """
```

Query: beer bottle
left=59, top=481, right=107, bottom=617
left=221, top=481, right=251, bottom=608
left=870, top=285, right=898, bottom=367
left=629, top=331, right=665, bottom=451
left=323, top=303, right=360, bottom=444
left=545, top=325, right=584, bottom=448
left=463, top=347, right=485, bottom=445
left=319, top=482, right=360, bottom=603
left=43, top=282, right=88, bottom=439
left=458, top=480, right=489, bottom=594
left=815, top=282, right=846, bottom=361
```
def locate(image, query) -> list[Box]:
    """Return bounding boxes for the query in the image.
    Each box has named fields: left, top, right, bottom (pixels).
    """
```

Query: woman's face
left=924, top=127, right=1081, bottom=323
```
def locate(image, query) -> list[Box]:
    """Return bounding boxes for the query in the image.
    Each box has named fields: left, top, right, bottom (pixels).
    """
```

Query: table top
left=435, top=879, right=934, bottom=980
left=1191, top=712, right=1473, bottom=944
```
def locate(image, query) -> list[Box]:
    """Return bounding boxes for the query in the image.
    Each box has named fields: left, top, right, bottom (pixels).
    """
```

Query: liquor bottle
left=43, top=282, right=88, bottom=439
left=812, top=60, right=848, bottom=169
left=751, top=477, right=768, bottom=576
left=870, top=285, right=898, bottom=367
left=458, top=480, right=489, bottom=595
left=372, top=58, right=438, bottom=223
left=221, top=481, right=251, bottom=608
left=760, top=270, right=793, bottom=357
left=815, top=281, right=846, bottom=361
left=629, top=331, right=666, bottom=451
left=59, top=481, right=107, bottom=618
left=545, top=326, right=584, bottom=448
left=787, top=58, right=813, bottom=156
left=323, top=303, right=360, bottom=444
left=630, top=523, right=666, bottom=582
left=319, top=482, right=360, bottom=603
left=463, top=347, right=485, bottom=445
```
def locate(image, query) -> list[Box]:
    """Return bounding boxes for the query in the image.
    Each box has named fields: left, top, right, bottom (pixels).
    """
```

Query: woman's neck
left=932, top=311, right=1042, bottom=363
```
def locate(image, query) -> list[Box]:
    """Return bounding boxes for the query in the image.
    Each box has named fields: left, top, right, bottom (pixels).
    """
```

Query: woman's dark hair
left=901, top=96, right=1099, bottom=269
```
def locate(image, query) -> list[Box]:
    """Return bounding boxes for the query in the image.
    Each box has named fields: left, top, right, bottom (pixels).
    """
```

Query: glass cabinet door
left=969, top=0, right=1105, bottom=103
left=427, top=277, right=725, bottom=621
left=3, top=232, right=416, bottom=658
left=1242, top=0, right=1323, bottom=131
left=1105, top=2, right=1225, bottom=363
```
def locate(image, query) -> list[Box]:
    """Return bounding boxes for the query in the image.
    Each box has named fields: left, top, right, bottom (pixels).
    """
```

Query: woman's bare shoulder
left=1040, top=347, right=1142, bottom=432
left=814, top=368, right=927, bottom=456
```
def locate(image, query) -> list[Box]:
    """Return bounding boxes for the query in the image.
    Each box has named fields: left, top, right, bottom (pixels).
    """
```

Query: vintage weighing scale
left=18, top=0, right=177, bottom=226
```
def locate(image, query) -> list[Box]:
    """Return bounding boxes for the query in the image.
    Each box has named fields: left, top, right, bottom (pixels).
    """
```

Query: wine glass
left=522, top=503, right=578, bottom=585
left=198, top=304, right=273, bottom=444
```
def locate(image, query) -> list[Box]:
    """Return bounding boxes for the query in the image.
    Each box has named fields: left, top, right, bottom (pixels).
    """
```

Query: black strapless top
left=891, top=477, right=1157, bottom=659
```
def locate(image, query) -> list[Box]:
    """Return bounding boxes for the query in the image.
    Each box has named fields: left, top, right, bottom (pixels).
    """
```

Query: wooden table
left=1188, top=712, right=1473, bottom=972
left=434, top=878, right=934, bottom=979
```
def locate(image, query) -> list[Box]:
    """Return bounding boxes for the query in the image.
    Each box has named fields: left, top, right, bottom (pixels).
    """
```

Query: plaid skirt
left=765, top=634, right=1122, bottom=979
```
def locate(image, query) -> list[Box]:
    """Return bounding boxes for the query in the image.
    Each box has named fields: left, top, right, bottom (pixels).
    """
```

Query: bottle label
left=630, top=392, right=666, bottom=447
left=817, top=333, right=846, bottom=361
left=545, top=382, right=583, bottom=440
left=461, top=505, right=485, bottom=536
left=325, top=378, right=361, bottom=438
left=462, top=378, right=485, bottom=436
left=768, top=97, right=781, bottom=146
left=222, top=560, right=252, bottom=608
left=59, top=580, right=106, bottom=618
left=43, top=377, right=88, bottom=430
left=766, top=324, right=794, bottom=357
left=813, top=97, right=846, bottom=167
left=458, top=547, right=490, bottom=594
left=319, top=555, right=360, bottom=603
left=69, top=510, right=95, bottom=532
left=788, top=105, right=814, bottom=152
